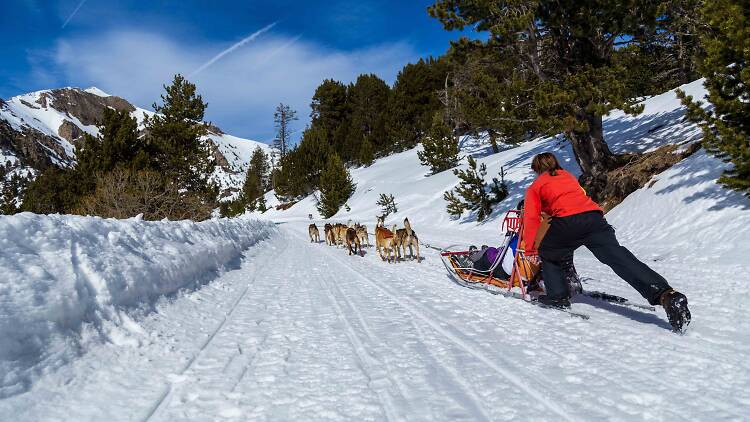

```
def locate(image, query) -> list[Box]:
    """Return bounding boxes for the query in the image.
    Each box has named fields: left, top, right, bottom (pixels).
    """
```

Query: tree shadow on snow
left=652, top=150, right=750, bottom=211
left=603, top=108, right=699, bottom=153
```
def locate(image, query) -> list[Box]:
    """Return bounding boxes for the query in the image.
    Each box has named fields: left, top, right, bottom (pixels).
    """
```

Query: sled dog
left=309, top=224, right=320, bottom=243
left=394, top=218, right=420, bottom=262
left=374, top=216, right=396, bottom=263
left=324, top=223, right=335, bottom=246
left=345, top=228, right=361, bottom=256
left=334, top=224, right=348, bottom=246
left=355, top=224, right=370, bottom=248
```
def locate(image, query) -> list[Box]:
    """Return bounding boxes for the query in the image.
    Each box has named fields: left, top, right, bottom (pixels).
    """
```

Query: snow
left=130, top=106, right=156, bottom=127
left=0, top=90, right=101, bottom=162
left=83, top=87, right=111, bottom=97
left=206, top=133, right=271, bottom=200
left=0, top=213, right=275, bottom=398
left=1, top=78, right=749, bottom=420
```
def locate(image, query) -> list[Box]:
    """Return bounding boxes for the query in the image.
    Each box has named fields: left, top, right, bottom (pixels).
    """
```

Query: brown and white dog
left=355, top=224, right=370, bottom=248
left=324, top=223, right=335, bottom=246
left=308, top=224, right=320, bottom=243
left=374, top=216, right=396, bottom=262
left=345, top=227, right=361, bottom=256
left=393, top=217, right=420, bottom=262
left=334, top=224, right=348, bottom=246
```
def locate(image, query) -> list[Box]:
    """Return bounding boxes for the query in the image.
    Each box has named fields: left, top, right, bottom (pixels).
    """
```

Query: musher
left=522, top=152, right=691, bottom=332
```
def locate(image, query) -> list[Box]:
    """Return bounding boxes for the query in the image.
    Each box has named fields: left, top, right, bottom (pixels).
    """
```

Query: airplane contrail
left=264, top=34, right=302, bottom=62
left=61, top=0, right=87, bottom=29
left=189, top=22, right=277, bottom=78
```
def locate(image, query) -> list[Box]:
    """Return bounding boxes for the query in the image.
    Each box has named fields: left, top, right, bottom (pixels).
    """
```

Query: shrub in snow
left=376, top=193, right=398, bottom=218
left=444, top=157, right=508, bottom=222
left=317, top=154, right=355, bottom=218
left=417, top=113, right=460, bottom=174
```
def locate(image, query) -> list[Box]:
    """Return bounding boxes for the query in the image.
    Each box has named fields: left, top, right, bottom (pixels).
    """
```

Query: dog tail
left=404, top=218, right=412, bottom=237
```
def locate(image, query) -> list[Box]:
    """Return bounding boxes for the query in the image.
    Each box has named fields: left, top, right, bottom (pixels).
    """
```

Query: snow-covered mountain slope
left=259, top=79, right=748, bottom=261
left=0, top=87, right=270, bottom=199
left=0, top=213, right=275, bottom=398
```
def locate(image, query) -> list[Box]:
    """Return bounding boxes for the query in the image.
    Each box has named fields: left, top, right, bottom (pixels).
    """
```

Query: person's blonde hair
left=531, top=152, right=563, bottom=176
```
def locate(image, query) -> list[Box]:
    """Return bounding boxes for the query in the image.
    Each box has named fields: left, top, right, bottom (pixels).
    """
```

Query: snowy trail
left=2, top=223, right=747, bottom=421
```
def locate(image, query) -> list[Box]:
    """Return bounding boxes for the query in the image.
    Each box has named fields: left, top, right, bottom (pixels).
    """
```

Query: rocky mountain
left=0, top=87, right=269, bottom=200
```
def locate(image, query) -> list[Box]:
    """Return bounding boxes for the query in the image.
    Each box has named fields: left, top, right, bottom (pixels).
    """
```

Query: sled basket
left=440, top=245, right=512, bottom=289
left=439, top=209, right=542, bottom=295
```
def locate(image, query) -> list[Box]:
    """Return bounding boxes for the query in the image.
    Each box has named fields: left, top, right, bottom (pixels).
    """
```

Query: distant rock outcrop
left=0, top=87, right=269, bottom=201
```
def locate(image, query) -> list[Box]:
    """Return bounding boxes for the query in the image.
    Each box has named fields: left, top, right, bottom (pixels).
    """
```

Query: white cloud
left=45, top=30, right=419, bottom=142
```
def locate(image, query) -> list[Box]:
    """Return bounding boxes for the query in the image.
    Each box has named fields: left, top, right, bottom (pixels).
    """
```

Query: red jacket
left=522, top=169, right=602, bottom=254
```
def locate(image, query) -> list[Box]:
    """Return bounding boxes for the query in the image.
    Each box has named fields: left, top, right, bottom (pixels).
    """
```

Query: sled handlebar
left=502, top=209, right=523, bottom=232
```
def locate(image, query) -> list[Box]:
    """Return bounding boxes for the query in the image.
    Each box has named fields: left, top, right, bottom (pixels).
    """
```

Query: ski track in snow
left=1, top=223, right=748, bottom=421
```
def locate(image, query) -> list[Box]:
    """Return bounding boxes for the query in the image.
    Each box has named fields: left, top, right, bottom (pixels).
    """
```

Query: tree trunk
left=566, top=113, right=618, bottom=202
left=488, top=130, right=499, bottom=153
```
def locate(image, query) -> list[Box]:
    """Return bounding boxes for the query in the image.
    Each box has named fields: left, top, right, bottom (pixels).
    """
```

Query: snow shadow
left=603, top=108, right=700, bottom=154
left=653, top=151, right=750, bottom=211
left=459, top=134, right=518, bottom=159
left=573, top=295, right=673, bottom=331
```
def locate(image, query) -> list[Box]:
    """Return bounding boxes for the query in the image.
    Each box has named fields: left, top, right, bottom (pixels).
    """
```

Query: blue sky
left=1, top=0, right=472, bottom=143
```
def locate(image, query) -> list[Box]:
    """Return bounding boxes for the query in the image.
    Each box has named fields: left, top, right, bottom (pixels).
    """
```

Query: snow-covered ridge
left=0, top=87, right=270, bottom=198
left=0, top=213, right=275, bottom=397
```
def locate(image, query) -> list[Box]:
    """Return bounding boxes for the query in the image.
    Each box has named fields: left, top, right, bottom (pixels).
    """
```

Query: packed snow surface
left=1, top=79, right=748, bottom=420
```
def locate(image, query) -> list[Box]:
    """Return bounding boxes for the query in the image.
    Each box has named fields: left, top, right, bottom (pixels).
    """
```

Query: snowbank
left=0, top=213, right=275, bottom=397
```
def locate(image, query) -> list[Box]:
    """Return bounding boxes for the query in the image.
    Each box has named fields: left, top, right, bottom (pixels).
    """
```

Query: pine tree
left=20, top=167, right=86, bottom=214
left=317, top=154, right=355, bottom=218
left=387, top=57, right=449, bottom=151
left=76, top=108, right=145, bottom=176
left=349, top=74, right=390, bottom=157
left=359, top=137, right=374, bottom=166
left=256, top=194, right=268, bottom=213
left=678, top=0, right=750, bottom=194
left=146, top=74, right=217, bottom=200
left=310, top=79, right=349, bottom=137
left=273, top=103, right=298, bottom=160
left=443, top=157, right=508, bottom=222
left=611, top=0, right=701, bottom=97
left=418, top=113, right=460, bottom=174
left=241, top=146, right=271, bottom=210
left=443, top=190, right=465, bottom=219
left=274, top=126, right=332, bottom=200
left=0, top=166, right=30, bottom=215
left=241, top=171, right=263, bottom=211
left=445, top=39, right=534, bottom=152
left=250, top=146, right=271, bottom=191
left=428, top=0, right=662, bottom=201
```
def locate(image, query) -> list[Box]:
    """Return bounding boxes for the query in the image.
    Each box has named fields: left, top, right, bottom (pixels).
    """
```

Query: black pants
left=539, top=211, right=671, bottom=305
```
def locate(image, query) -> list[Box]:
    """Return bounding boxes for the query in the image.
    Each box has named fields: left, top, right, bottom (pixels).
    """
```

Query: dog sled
left=440, top=209, right=543, bottom=297
left=439, top=209, right=655, bottom=318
